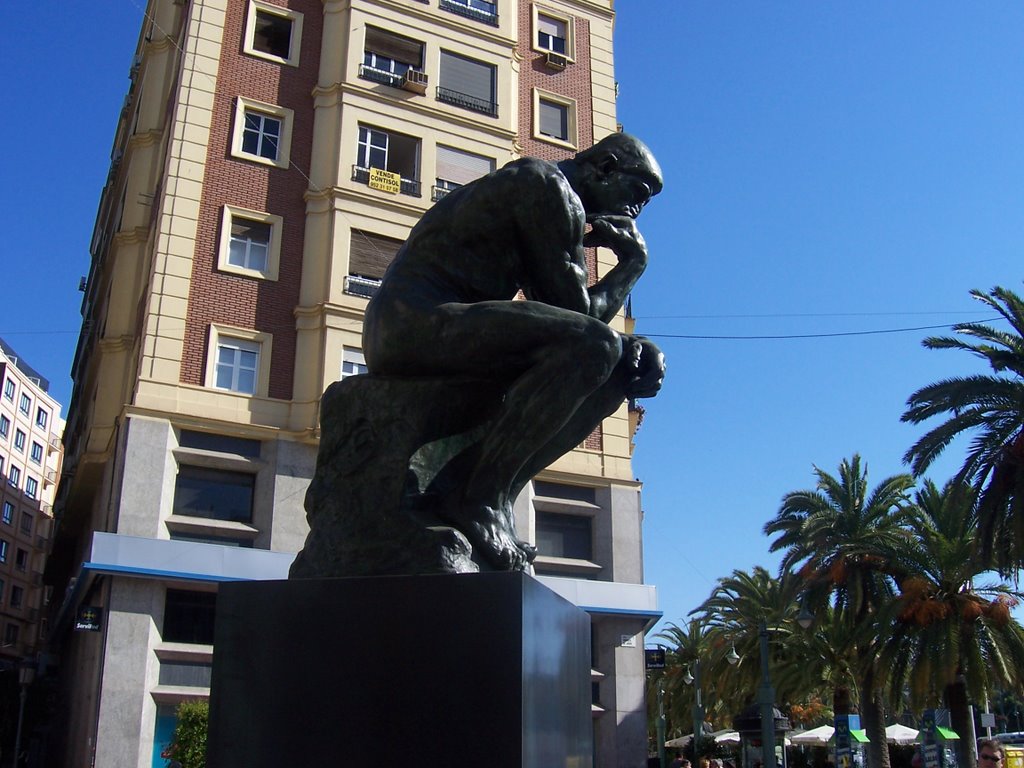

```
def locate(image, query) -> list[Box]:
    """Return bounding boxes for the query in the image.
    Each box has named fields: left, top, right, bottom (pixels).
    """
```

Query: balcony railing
left=432, top=181, right=462, bottom=202
left=358, top=64, right=403, bottom=88
left=439, top=0, right=498, bottom=26
left=344, top=275, right=382, bottom=299
left=352, top=165, right=421, bottom=197
left=436, top=87, right=497, bottom=117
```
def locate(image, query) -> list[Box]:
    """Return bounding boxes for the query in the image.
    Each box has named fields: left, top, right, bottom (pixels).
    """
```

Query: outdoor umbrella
left=665, top=735, right=693, bottom=749
left=886, top=724, right=920, bottom=745
left=790, top=725, right=835, bottom=745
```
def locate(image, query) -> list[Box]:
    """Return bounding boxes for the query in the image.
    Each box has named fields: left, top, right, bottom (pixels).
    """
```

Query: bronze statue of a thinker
left=359, top=132, right=666, bottom=572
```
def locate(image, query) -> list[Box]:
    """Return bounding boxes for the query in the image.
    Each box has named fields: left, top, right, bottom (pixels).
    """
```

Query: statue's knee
left=574, top=326, right=620, bottom=384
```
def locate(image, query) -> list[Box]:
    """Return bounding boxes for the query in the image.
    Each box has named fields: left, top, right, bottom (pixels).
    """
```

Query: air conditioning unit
left=543, top=52, right=568, bottom=71
left=401, top=70, right=429, bottom=95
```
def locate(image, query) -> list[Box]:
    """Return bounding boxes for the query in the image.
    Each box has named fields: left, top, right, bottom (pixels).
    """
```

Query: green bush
left=163, top=699, right=208, bottom=768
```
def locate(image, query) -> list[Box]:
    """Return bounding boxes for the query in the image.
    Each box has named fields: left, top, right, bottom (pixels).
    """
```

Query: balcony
left=439, top=0, right=498, bottom=26
left=436, top=87, right=497, bottom=117
left=352, top=165, right=421, bottom=197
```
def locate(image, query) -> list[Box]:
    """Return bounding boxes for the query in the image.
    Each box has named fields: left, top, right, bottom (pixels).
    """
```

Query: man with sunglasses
left=979, top=740, right=1005, bottom=766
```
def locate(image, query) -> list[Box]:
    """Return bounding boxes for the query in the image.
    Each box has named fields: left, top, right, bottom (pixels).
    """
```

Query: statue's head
left=573, top=133, right=663, bottom=218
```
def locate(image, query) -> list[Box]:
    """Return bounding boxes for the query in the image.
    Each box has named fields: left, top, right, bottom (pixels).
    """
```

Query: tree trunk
left=945, top=679, right=977, bottom=768
left=860, top=673, right=891, bottom=768
left=834, top=685, right=851, bottom=717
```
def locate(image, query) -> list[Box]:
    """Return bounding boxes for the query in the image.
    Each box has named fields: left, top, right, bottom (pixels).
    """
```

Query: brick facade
left=181, top=0, right=322, bottom=399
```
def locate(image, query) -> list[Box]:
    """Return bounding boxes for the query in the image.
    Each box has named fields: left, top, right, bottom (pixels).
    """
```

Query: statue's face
left=582, top=166, right=655, bottom=219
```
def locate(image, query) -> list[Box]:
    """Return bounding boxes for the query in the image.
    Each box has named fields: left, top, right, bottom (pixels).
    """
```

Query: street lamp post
left=658, top=682, right=667, bottom=768
left=758, top=620, right=775, bottom=768
left=13, top=661, right=36, bottom=768
left=692, top=658, right=704, bottom=760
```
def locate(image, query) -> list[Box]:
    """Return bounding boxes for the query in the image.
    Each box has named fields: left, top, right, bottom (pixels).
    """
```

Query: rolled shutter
left=440, top=51, right=494, bottom=102
left=436, top=146, right=494, bottom=186
left=349, top=230, right=403, bottom=280
left=365, top=27, right=423, bottom=67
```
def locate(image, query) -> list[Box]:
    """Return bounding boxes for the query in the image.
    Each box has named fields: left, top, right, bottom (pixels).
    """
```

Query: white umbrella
left=714, top=731, right=741, bottom=744
left=665, top=735, right=693, bottom=748
left=886, top=724, right=920, bottom=745
left=790, top=725, right=835, bottom=745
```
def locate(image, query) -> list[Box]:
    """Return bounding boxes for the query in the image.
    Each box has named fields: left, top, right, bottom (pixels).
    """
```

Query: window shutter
left=349, top=230, right=403, bottom=280
left=539, top=100, right=567, bottom=139
left=440, top=51, right=494, bottom=102
left=436, top=146, right=494, bottom=186
left=365, top=27, right=423, bottom=67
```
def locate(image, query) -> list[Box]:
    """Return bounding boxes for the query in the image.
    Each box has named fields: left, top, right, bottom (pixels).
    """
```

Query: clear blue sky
left=3, top=4, right=1022, bottom=634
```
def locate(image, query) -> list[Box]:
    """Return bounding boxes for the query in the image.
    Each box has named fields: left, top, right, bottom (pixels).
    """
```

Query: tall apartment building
left=47, top=0, right=660, bottom=765
left=0, top=340, right=62, bottom=668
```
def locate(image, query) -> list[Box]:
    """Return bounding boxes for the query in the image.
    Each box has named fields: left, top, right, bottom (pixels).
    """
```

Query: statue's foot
left=464, top=510, right=536, bottom=570
left=436, top=498, right=534, bottom=571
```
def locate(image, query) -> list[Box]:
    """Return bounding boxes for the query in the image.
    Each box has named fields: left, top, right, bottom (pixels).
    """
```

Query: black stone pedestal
left=206, top=572, right=592, bottom=768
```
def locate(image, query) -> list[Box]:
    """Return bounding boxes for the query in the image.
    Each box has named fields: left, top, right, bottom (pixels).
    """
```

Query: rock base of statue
left=205, top=572, right=592, bottom=767
left=290, top=375, right=511, bottom=578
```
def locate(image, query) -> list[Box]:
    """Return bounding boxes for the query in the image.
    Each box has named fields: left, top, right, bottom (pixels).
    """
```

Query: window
left=2, top=502, right=12, bottom=525
left=243, top=112, right=280, bottom=160
left=7, top=465, right=19, bottom=488
left=18, top=394, right=30, bottom=416
left=218, top=206, right=282, bottom=281
left=205, top=325, right=272, bottom=397
left=536, top=13, right=568, bottom=54
left=35, top=407, right=47, bottom=430
left=536, top=511, right=592, bottom=560
left=29, top=442, right=42, bottom=464
left=439, top=0, right=498, bottom=26
left=243, top=1, right=303, bottom=66
left=10, top=585, right=23, bottom=607
left=216, top=339, right=260, bottom=394
left=163, top=589, right=217, bottom=644
left=434, top=146, right=494, bottom=201
left=24, top=477, right=37, bottom=499
left=0, top=579, right=4, bottom=604
left=19, top=513, right=31, bottom=535
left=0, top=539, right=8, bottom=563
left=3, top=379, right=13, bottom=401
left=354, top=126, right=421, bottom=196
left=534, top=90, right=576, bottom=147
left=14, top=548, right=27, bottom=572
left=0, top=415, right=8, bottom=438
left=231, top=97, right=294, bottom=169
left=341, top=348, right=367, bottom=379
left=533, top=9, right=573, bottom=59
left=360, top=27, right=424, bottom=87
left=13, top=429, right=25, bottom=452
left=173, top=466, right=255, bottom=523
left=438, top=51, right=497, bottom=116
left=3, top=623, right=18, bottom=644
left=346, top=230, right=403, bottom=296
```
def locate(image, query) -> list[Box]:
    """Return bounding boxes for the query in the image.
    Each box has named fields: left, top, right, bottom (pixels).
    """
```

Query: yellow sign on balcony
left=369, top=167, right=401, bottom=195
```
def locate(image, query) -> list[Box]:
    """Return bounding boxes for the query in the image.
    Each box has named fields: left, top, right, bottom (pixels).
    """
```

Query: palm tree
left=655, top=619, right=720, bottom=755
left=879, top=479, right=1024, bottom=768
left=764, top=455, right=917, bottom=768
left=902, top=286, right=1024, bottom=572
left=692, top=567, right=813, bottom=717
